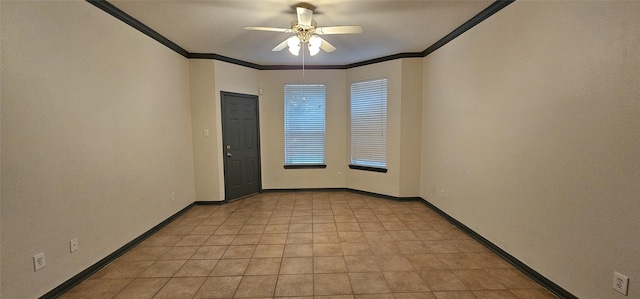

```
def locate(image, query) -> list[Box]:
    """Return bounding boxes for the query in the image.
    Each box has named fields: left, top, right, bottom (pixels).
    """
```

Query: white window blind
left=284, top=84, right=326, bottom=165
left=350, top=78, right=388, bottom=169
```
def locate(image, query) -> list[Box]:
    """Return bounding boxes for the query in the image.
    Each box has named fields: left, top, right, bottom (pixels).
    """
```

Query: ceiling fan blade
left=319, top=37, right=336, bottom=53
left=316, top=26, right=363, bottom=35
left=272, top=39, right=289, bottom=52
left=296, top=7, right=313, bottom=26
left=244, top=26, right=292, bottom=33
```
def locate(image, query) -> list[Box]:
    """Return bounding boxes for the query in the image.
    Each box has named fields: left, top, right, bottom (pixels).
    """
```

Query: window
left=350, top=78, right=388, bottom=172
left=284, top=84, right=326, bottom=168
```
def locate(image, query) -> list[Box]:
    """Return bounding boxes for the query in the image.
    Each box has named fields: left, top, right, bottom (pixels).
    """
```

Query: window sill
left=284, top=164, right=327, bottom=169
left=349, top=165, right=388, bottom=173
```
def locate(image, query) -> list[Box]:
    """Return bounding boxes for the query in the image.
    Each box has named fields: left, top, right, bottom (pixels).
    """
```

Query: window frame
left=349, top=78, right=388, bottom=173
left=283, top=83, right=327, bottom=169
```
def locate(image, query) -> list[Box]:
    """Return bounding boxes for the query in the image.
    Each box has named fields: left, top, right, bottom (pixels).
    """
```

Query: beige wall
left=399, top=58, right=423, bottom=197
left=248, top=64, right=421, bottom=195
left=190, top=60, right=260, bottom=201
left=0, top=0, right=3, bottom=292
left=297, top=59, right=422, bottom=198
left=213, top=61, right=260, bottom=199
left=1, top=2, right=195, bottom=298
left=190, top=59, right=422, bottom=197
left=190, top=59, right=220, bottom=201
left=260, top=70, right=348, bottom=189
left=420, top=2, right=640, bottom=298
left=5, top=1, right=636, bottom=298
left=346, top=60, right=403, bottom=196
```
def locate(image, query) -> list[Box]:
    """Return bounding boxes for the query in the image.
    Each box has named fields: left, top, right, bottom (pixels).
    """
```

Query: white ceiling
left=109, top=0, right=495, bottom=66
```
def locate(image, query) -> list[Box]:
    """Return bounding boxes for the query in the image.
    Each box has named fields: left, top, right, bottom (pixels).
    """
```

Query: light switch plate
left=70, top=238, right=79, bottom=253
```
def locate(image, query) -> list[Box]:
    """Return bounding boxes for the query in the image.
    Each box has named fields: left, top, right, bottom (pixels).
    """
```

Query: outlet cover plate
left=33, top=252, right=46, bottom=271
left=613, top=271, right=629, bottom=295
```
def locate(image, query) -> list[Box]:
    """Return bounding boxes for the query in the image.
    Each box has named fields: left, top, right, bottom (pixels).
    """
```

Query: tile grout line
left=59, top=191, right=559, bottom=298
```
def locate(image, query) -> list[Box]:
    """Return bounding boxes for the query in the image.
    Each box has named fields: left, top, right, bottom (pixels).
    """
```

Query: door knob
left=226, top=152, right=232, bottom=157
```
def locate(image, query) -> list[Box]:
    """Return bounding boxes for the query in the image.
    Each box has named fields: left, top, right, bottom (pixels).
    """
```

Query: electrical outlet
left=33, top=252, right=46, bottom=271
left=613, top=271, right=629, bottom=295
left=171, top=192, right=176, bottom=201
left=70, top=238, right=79, bottom=253
left=440, top=189, right=445, bottom=198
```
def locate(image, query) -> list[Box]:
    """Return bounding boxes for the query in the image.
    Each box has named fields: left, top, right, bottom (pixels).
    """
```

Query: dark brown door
left=221, top=92, right=261, bottom=201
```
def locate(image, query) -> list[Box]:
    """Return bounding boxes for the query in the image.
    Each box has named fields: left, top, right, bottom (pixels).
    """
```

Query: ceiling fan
left=244, top=5, right=363, bottom=56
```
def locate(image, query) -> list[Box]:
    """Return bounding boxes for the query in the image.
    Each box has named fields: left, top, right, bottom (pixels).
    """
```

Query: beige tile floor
left=61, top=191, right=558, bottom=299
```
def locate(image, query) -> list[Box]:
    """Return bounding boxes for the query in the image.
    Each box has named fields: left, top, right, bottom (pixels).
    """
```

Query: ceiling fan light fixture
left=287, top=35, right=301, bottom=55
left=245, top=5, right=362, bottom=57
left=289, top=45, right=300, bottom=56
left=309, top=35, right=322, bottom=48
left=287, top=36, right=300, bottom=48
left=308, top=45, right=320, bottom=56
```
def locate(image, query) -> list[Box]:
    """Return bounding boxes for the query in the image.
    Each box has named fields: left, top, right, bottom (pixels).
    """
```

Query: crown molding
left=422, top=0, right=514, bottom=57
left=189, top=53, right=262, bottom=69
left=86, top=0, right=189, bottom=58
left=87, top=0, right=514, bottom=70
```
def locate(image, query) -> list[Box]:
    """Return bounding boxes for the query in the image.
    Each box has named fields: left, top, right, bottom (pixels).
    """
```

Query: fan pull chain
left=302, top=43, right=306, bottom=102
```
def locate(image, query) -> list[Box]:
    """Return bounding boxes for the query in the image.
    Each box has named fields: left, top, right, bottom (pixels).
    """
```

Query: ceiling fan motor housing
left=291, top=20, right=317, bottom=42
